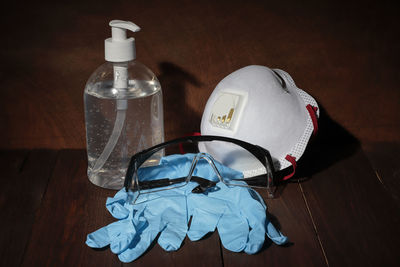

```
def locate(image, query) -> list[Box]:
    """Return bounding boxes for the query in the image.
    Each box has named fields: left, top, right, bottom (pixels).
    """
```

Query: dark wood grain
left=364, top=142, right=400, bottom=207
left=124, top=234, right=223, bottom=267
left=21, top=150, right=121, bottom=266
left=0, top=150, right=57, bottom=267
left=301, top=146, right=400, bottom=266
left=221, top=183, right=327, bottom=267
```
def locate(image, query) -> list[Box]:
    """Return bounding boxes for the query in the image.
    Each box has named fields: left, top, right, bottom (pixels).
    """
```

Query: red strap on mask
left=282, top=105, right=317, bottom=181
left=306, top=104, right=319, bottom=135
left=283, top=154, right=297, bottom=180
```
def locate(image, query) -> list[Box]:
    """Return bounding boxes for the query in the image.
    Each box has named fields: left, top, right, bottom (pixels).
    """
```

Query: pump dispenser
left=105, top=20, right=140, bottom=62
left=84, top=20, right=164, bottom=189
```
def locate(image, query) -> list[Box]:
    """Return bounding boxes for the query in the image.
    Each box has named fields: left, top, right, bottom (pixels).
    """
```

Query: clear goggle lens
left=129, top=139, right=274, bottom=197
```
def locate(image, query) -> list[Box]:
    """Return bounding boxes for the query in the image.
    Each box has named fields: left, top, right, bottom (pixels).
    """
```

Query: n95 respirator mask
left=199, top=65, right=319, bottom=180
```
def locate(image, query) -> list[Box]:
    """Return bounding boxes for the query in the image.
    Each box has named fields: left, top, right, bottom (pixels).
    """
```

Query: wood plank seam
left=373, top=170, right=400, bottom=208
left=17, top=150, right=31, bottom=173
left=30, top=150, right=61, bottom=214
left=19, top=150, right=60, bottom=267
left=298, top=182, right=330, bottom=267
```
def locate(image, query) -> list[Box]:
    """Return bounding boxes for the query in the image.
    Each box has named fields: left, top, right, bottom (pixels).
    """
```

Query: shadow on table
left=277, top=104, right=361, bottom=184
left=158, top=62, right=204, bottom=140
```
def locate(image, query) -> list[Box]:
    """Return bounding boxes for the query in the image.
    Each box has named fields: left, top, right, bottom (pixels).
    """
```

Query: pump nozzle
left=105, top=20, right=141, bottom=62
left=110, top=20, right=140, bottom=39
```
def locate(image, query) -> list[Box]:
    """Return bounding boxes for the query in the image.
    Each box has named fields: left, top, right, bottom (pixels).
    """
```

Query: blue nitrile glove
left=86, top=154, right=204, bottom=262
left=187, top=183, right=288, bottom=254
left=87, top=183, right=201, bottom=262
left=142, top=153, right=288, bottom=253
left=86, top=153, right=287, bottom=262
left=86, top=198, right=147, bottom=254
left=86, top=186, right=193, bottom=262
left=184, top=157, right=288, bottom=254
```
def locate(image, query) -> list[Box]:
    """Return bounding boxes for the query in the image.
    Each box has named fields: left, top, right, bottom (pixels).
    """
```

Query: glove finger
left=107, top=212, right=149, bottom=254
left=158, top=222, right=187, bottom=251
left=107, top=202, right=130, bottom=220
left=157, top=203, right=188, bottom=251
left=86, top=202, right=147, bottom=250
left=86, top=226, right=110, bottom=248
left=106, top=190, right=130, bottom=219
left=117, top=228, right=158, bottom=263
left=187, top=194, right=226, bottom=241
left=108, top=220, right=137, bottom=254
left=110, top=232, right=135, bottom=254
left=245, top=222, right=266, bottom=254
left=266, top=220, right=288, bottom=245
left=217, top=210, right=249, bottom=252
left=236, top=190, right=267, bottom=254
left=187, top=208, right=221, bottom=241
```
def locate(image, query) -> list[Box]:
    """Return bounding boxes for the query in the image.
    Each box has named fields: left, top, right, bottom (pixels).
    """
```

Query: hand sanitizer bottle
left=84, top=20, right=164, bottom=189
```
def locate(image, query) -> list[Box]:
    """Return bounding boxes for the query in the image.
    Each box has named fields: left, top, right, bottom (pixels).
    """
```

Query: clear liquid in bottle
left=84, top=61, right=164, bottom=189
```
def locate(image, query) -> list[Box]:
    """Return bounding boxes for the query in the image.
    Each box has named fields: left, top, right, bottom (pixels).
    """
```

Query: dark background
left=0, top=0, right=399, bottom=150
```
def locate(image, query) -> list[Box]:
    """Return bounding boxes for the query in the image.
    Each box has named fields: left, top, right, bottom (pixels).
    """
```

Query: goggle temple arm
left=124, top=155, right=139, bottom=191
left=255, top=145, right=276, bottom=198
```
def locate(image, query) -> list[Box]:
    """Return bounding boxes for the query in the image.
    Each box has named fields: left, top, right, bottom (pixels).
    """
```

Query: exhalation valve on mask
left=209, top=91, right=248, bottom=133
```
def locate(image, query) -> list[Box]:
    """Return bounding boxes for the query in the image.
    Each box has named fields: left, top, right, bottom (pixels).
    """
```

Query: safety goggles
left=124, top=135, right=276, bottom=198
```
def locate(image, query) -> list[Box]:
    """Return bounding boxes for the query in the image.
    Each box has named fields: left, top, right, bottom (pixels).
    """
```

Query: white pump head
left=105, top=20, right=141, bottom=62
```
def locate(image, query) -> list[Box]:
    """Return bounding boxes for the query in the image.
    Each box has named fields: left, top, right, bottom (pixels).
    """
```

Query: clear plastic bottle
left=84, top=20, right=164, bottom=189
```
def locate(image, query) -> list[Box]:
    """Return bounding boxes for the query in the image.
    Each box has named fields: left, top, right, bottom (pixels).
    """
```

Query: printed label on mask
left=209, top=92, right=246, bottom=132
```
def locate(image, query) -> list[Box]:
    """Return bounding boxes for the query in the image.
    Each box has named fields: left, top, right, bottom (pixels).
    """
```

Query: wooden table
left=1, top=0, right=400, bottom=266
left=2, top=141, right=399, bottom=266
